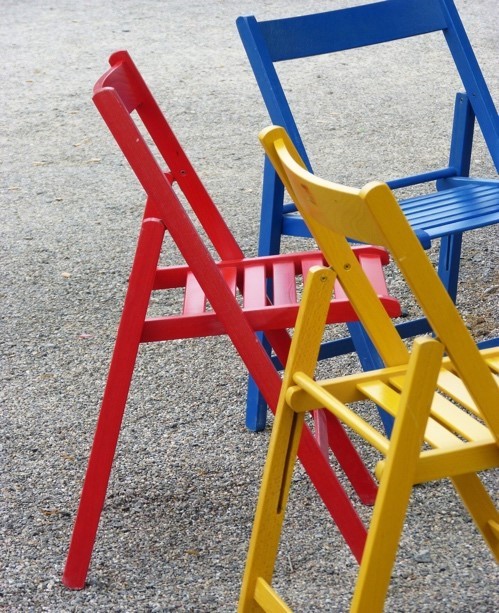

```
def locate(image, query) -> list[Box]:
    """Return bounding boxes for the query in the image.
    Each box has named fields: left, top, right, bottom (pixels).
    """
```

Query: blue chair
left=238, top=0, right=499, bottom=431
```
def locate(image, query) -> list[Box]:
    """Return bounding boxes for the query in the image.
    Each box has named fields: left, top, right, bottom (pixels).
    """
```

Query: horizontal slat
left=358, top=380, right=460, bottom=449
left=400, top=184, right=499, bottom=239
left=257, top=0, right=446, bottom=61
left=389, top=374, right=490, bottom=441
left=300, top=254, right=325, bottom=280
left=434, top=369, right=480, bottom=416
left=357, top=252, right=390, bottom=298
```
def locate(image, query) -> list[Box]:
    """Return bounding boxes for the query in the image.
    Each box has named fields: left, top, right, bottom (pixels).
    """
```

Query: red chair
left=62, top=51, right=400, bottom=589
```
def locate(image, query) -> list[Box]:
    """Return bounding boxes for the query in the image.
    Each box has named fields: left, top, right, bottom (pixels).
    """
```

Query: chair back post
left=439, top=0, right=499, bottom=170
left=94, top=51, right=243, bottom=261
left=259, top=126, right=409, bottom=368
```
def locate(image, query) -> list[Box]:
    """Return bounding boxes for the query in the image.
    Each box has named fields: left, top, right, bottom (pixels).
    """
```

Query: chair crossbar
left=254, top=578, right=291, bottom=613
left=257, top=0, right=445, bottom=62
left=63, top=51, right=401, bottom=591
left=387, top=166, right=457, bottom=189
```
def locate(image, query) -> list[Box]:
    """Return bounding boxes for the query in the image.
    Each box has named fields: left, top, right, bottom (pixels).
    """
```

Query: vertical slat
left=272, top=260, right=297, bottom=305
left=357, top=252, right=390, bottom=298
left=243, top=264, right=267, bottom=308
left=183, top=272, right=207, bottom=314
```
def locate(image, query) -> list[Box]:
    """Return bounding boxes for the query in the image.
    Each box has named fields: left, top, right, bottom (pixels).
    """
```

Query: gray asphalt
left=1, top=0, right=498, bottom=611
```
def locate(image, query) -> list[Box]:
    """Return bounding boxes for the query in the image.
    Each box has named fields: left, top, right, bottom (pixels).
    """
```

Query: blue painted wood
left=256, top=0, right=446, bottom=62
left=238, top=0, right=499, bottom=431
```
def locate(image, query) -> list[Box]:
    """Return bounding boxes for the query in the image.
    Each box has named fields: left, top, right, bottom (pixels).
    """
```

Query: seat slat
left=357, top=252, right=391, bottom=297
left=358, top=381, right=461, bottom=449
left=272, top=260, right=297, bottom=305
left=220, top=265, right=237, bottom=296
left=400, top=184, right=499, bottom=238
left=183, top=272, right=207, bottom=314
left=435, top=369, right=481, bottom=416
left=389, top=374, right=490, bottom=442
left=243, top=264, right=267, bottom=309
left=300, top=253, right=325, bottom=280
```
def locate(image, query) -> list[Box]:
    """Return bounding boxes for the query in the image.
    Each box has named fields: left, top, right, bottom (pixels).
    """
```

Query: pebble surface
left=1, top=1, right=498, bottom=611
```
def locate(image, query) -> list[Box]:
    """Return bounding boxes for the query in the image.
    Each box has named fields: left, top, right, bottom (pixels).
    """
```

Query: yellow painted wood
left=351, top=338, right=444, bottom=612
left=240, top=126, right=499, bottom=612
left=254, top=578, right=292, bottom=613
left=238, top=267, right=336, bottom=612
left=389, top=374, right=490, bottom=441
left=375, top=439, right=499, bottom=483
left=434, top=369, right=480, bottom=416
left=451, top=473, right=499, bottom=561
left=358, top=380, right=462, bottom=448
left=259, top=126, right=409, bottom=369
left=291, top=372, right=390, bottom=455
left=286, top=363, right=413, bottom=410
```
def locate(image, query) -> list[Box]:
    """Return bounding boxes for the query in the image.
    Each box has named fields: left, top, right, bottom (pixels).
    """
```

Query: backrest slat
left=257, top=0, right=446, bottom=62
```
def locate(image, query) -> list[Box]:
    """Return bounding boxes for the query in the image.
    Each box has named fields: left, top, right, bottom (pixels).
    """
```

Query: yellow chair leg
left=451, top=473, right=499, bottom=561
left=239, top=268, right=336, bottom=612
left=351, top=338, right=444, bottom=612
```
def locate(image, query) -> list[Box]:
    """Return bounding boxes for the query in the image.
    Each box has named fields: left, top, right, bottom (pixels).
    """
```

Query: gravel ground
left=1, top=0, right=498, bottom=611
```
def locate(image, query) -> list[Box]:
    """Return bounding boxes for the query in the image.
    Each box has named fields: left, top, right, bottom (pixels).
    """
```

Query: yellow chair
left=239, top=126, right=499, bottom=612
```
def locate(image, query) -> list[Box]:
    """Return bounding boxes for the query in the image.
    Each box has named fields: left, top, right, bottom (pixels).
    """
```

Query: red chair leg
left=265, top=327, right=378, bottom=506
left=235, top=336, right=368, bottom=563
left=63, top=219, right=165, bottom=589
left=326, top=411, right=378, bottom=505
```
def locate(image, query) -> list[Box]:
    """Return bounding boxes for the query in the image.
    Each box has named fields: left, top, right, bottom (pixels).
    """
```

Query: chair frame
left=237, top=0, right=499, bottom=429
left=61, top=51, right=401, bottom=589
left=238, top=125, right=499, bottom=612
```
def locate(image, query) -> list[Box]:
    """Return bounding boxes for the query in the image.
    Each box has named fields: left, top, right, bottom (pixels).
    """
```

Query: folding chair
left=61, top=51, right=401, bottom=590
left=239, top=125, right=499, bottom=612
left=237, top=0, right=499, bottom=430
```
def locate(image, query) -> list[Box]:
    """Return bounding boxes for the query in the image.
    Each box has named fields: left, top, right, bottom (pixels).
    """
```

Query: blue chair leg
left=246, top=334, right=271, bottom=431
left=437, top=232, right=463, bottom=302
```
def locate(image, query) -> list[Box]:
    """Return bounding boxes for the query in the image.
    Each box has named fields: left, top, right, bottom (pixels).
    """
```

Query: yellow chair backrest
left=259, top=125, right=499, bottom=438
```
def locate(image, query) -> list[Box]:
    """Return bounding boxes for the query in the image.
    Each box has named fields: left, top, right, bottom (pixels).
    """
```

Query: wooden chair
left=239, top=125, right=499, bottom=612
left=237, top=0, right=499, bottom=430
left=61, top=51, right=401, bottom=589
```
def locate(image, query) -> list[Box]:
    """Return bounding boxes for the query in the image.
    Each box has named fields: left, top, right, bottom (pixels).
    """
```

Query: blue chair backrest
left=237, top=0, right=499, bottom=173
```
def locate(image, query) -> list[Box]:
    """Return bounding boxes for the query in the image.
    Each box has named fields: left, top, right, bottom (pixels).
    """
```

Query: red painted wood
left=272, top=260, right=297, bottom=305
left=183, top=273, right=207, bottom=314
left=62, top=51, right=397, bottom=590
left=243, top=264, right=267, bottom=309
